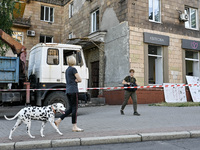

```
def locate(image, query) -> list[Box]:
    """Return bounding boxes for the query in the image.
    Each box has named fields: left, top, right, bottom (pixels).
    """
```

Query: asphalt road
left=30, top=138, right=200, bottom=150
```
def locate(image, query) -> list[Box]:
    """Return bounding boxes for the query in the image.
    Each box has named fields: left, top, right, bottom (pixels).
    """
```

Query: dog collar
left=51, top=106, right=56, bottom=114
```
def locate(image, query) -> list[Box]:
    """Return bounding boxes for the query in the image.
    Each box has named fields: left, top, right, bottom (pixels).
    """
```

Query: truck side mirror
left=77, top=51, right=82, bottom=65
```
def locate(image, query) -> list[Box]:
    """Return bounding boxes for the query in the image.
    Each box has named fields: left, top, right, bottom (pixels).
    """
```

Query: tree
left=0, top=0, right=19, bottom=56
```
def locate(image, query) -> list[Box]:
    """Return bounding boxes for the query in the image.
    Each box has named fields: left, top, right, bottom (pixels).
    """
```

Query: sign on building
left=163, top=83, right=187, bottom=103
left=186, top=76, right=200, bottom=102
left=182, top=39, right=200, bottom=50
left=144, top=32, right=169, bottom=46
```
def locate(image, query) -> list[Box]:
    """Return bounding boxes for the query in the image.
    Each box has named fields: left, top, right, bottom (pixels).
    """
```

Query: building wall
left=129, top=26, right=200, bottom=86
left=11, top=1, right=64, bottom=58
left=63, top=0, right=128, bottom=42
left=128, top=0, right=200, bottom=38
left=62, top=0, right=130, bottom=88
left=104, top=22, right=130, bottom=87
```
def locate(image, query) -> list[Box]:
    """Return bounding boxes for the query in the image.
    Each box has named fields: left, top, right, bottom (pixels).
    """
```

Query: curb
left=139, top=131, right=190, bottom=141
left=0, top=130, right=199, bottom=150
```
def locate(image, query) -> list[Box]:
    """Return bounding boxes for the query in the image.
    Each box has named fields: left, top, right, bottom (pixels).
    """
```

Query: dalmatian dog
left=4, top=103, right=66, bottom=140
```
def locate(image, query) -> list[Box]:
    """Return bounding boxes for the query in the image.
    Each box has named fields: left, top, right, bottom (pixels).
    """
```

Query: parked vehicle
left=0, top=29, right=90, bottom=107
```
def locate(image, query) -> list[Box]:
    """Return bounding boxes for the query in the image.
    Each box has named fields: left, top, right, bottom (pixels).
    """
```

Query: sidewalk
left=1, top=104, right=200, bottom=150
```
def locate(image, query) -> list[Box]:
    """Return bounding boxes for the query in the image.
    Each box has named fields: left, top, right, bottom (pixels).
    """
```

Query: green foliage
left=0, top=0, right=19, bottom=56
left=149, top=102, right=200, bottom=107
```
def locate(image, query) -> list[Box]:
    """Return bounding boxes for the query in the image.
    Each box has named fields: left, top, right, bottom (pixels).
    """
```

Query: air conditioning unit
left=27, top=30, right=35, bottom=37
left=179, top=10, right=189, bottom=22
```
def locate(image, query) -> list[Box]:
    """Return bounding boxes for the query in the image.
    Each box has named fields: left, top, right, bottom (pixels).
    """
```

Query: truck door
left=61, top=49, right=81, bottom=83
left=46, top=48, right=61, bottom=82
left=61, top=49, right=88, bottom=93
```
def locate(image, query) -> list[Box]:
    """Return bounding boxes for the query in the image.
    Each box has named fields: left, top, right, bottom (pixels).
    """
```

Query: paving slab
left=1, top=104, right=200, bottom=149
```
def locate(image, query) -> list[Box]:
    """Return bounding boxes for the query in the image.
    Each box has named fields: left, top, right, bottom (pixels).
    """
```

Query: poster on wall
left=163, top=83, right=187, bottom=103
left=186, top=76, right=200, bottom=102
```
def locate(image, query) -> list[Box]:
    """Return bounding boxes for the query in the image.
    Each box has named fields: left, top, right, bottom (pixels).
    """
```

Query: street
left=30, top=138, right=200, bottom=150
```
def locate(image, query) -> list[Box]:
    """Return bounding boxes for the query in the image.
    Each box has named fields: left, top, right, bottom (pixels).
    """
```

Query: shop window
left=185, top=50, right=199, bottom=76
left=91, top=9, right=99, bottom=33
left=41, top=6, right=54, bottom=22
left=148, top=45, right=163, bottom=84
left=185, top=7, right=198, bottom=30
left=40, top=35, right=53, bottom=43
left=149, top=0, right=161, bottom=22
left=12, top=31, right=23, bottom=45
left=47, top=49, right=59, bottom=65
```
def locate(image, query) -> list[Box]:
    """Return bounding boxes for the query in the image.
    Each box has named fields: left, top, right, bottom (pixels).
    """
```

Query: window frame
left=148, top=0, right=161, bottom=23
left=69, top=32, right=73, bottom=39
left=148, top=45, right=163, bottom=84
left=185, top=7, right=199, bottom=30
left=185, top=50, right=199, bottom=76
left=12, top=31, right=24, bottom=45
left=47, top=48, right=59, bottom=65
left=69, top=2, right=74, bottom=18
left=41, top=6, right=54, bottom=23
left=40, top=35, right=54, bottom=43
left=91, top=9, right=100, bottom=33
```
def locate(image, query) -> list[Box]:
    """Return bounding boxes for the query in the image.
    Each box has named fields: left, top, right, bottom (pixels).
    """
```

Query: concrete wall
left=104, top=22, right=130, bottom=87
left=101, top=7, right=120, bottom=31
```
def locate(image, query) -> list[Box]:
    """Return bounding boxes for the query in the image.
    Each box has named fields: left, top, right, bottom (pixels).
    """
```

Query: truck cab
left=28, top=43, right=89, bottom=106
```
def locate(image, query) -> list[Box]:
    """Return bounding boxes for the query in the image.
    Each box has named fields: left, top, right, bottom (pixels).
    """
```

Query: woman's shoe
left=72, top=127, right=84, bottom=132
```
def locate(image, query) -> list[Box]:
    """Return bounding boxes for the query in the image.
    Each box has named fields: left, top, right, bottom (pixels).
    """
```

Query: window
left=185, top=7, right=198, bottom=30
left=47, top=49, right=59, bottom=65
left=12, top=32, right=23, bottom=44
left=149, top=0, right=161, bottom=22
left=69, top=32, right=73, bottom=39
left=69, top=2, right=74, bottom=18
left=148, top=45, right=163, bottom=84
left=63, top=50, right=82, bottom=66
left=40, top=35, right=53, bottom=43
left=41, top=6, right=54, bottom=22
left=91, top=9, right=99, bottom=33
left=185, top=50, right=199, bottom=76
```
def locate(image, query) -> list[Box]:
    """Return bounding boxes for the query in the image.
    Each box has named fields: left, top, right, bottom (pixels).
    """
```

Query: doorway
left=91, top=61, right=99, bottom=97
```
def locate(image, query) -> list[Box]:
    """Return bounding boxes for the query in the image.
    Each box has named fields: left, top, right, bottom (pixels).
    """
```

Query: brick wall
left=129, top=26, right=200, bottom=86
left=11, top=1, right=64, bottom=58
left=128, top=0, right=200, bottom=38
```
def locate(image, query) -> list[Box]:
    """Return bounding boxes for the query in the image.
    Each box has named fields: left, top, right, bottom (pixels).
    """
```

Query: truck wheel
left=43, top=91, right=69, bottom=109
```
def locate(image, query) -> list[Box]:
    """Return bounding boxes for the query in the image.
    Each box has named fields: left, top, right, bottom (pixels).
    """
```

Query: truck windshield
left=63, top=50, right=83, bottom=66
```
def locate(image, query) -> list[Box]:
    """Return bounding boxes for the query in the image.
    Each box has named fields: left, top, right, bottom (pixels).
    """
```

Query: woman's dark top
left=65, top=66, right=78, bottom=94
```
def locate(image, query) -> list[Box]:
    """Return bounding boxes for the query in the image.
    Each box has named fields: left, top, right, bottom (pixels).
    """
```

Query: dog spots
left=6, top=103, right=66, bottom=139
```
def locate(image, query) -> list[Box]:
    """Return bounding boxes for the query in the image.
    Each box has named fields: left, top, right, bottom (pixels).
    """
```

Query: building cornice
left=33, top=0, right=70, bottom=6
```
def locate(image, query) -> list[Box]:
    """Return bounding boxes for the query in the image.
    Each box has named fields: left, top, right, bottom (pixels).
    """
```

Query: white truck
left=0, top=30, right=90, bottom=107
left=28, top=43, right=89, bottom=106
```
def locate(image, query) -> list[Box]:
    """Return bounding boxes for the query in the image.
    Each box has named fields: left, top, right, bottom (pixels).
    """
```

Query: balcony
left=13, top=17, right=31, bottom=28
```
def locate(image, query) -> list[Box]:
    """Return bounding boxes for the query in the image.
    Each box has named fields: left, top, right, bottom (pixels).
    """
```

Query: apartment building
left=9, top=0, right=200, bottom=104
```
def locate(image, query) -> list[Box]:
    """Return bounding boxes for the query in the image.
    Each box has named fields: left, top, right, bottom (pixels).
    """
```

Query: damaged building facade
left=9, top=0, right=200, bottom=104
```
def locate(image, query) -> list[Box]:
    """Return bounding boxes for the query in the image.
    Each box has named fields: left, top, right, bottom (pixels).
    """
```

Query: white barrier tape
left=0, top=84, right=200, bottom=92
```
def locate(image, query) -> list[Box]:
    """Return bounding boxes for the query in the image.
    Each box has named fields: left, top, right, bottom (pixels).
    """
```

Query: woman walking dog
left=55, top=55, right=83, bottom=132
